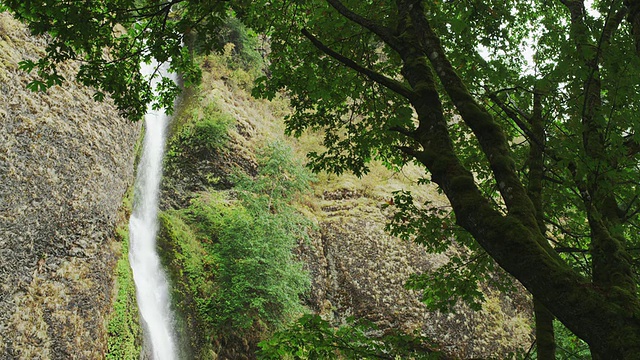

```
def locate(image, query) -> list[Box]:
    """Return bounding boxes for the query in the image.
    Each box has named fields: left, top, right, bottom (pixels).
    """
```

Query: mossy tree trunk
left=528, top=91, right=556, bottom=360
left=534, top=299, right=556, bottom=360
left=303, top=0, right=640, bottom=357
left=560, top=0, right=636, bottom=296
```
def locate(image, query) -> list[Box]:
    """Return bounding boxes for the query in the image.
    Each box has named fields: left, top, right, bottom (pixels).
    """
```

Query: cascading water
left=128, top=61, right=178, bottom=360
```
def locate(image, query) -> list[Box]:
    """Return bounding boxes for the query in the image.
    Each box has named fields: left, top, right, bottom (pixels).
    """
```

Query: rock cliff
left=0, top=13, right=140, bottom=359
left=301, top=186, right=533, bottom=358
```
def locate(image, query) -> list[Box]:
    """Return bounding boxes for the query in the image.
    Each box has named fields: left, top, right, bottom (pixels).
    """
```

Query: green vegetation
left=525, top=321, right=590, bottom=360
left=158, top=209, right=217, bottom=357
left=105, top=127, right=145, bottom=359
left=258, top=314, right=443, bottom=360
left=105, top=224, right=142, bottom=360
left=171, top=141, right=311, bottom=333
left=7, top=0, right=640, bottom=357
left=160, top=119, right=313, bottom=356
left=166, top=102, right=235, bottom=160
left=216, top=17, right=265, bottom=75
left=552, top=321, right=590, bottom=359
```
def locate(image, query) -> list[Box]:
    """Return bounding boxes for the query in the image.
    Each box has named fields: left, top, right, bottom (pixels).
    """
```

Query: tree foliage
left=5, top=0, right=640, bottom=357
left=257, top=314, right=443, bottom=360
left=169, top=141, right=312, bottom=334
left=2, top=0, right=226, bottom=118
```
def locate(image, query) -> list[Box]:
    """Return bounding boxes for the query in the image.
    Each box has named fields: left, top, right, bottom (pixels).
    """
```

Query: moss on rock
left=105, top=224, right=142, bottom=360
left=0, top=11, right=140, bottom=358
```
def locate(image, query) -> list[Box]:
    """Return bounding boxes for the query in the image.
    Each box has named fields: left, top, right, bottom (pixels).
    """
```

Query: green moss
left=164, top=93, right=235, bottom=175
left=157, top=209, right=218, bottom=359
left=105, top=223, right=142, bottom=360
left=105, top=184, right=142, bottom=359
left=160, top=209, right=217, bottom=319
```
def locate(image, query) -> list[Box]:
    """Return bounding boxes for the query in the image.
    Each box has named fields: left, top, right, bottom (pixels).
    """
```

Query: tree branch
left=623, top=133, right=640, bottom=156
left=487, top=92, right=545, bottom=150
left=324, top=0, right=404, bottom=52
left=407, top=3, right=537, bottom=223
left=625, top=0, right=640, bottom=57
left=389, top=125, right=416, bottom=138
left=301, top=28, right=417, bottom=101
left=604, top=7, right=629, bottom=42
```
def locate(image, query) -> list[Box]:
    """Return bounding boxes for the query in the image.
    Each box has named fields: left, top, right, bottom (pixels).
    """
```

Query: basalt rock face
left=300, top=191, right=533, bottom=358
left=0, top=13, right=140, bottom=359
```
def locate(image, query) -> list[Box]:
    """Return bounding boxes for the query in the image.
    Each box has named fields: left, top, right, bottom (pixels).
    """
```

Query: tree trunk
left=394, top=5, right=640, bottom=354
left=534, top=299, right=556, bottom=360
left=528, top=91, right=556, bottom=360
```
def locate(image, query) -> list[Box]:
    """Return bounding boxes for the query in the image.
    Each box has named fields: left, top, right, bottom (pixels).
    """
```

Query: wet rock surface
left=0, top=13, right=139, bottom=359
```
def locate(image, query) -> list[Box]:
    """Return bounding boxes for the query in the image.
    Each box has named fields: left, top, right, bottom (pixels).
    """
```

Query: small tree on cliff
left=5, top=0, right=640, bottom=357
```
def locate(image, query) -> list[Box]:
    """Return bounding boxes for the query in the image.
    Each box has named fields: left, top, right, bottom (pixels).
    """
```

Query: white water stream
left=128, top=61, right=178, bottom=360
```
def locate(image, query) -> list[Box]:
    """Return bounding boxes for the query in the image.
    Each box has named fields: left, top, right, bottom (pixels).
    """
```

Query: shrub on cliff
left=166, top=102, right=234, bottom=160
left=205, top=141, right=312, bottom=333
left=163, top=141, right=312, bottom=342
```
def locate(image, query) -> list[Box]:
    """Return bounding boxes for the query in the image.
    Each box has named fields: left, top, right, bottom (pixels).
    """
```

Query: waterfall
left=128, top=60, right=178, bottom=360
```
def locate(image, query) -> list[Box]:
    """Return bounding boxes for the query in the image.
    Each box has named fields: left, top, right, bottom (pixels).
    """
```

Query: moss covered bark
left=387, top=1, right=640, bottom=356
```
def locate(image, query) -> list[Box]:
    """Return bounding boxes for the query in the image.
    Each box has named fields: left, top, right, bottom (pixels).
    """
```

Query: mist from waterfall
left=128, top=60, right=177, bottom=360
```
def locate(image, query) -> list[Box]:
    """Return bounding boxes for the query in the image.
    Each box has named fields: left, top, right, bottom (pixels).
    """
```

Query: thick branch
left=527, top=90, right=557, bottom=360
left=301, top=28, right=417, bottom=101
left=407, top=4, right=538, bottom=225
left=604, top=7, right=629, bottom=42
left=625, top=0, right=640, bottom=56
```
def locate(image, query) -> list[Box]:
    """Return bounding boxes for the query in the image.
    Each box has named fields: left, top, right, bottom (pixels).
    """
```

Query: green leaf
left=26, top=80, right=47, bottom=92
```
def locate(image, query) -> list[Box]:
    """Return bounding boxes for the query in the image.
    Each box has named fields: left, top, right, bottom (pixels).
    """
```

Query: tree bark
left=534, top=299, right=556, bottom=360
left=625, top=0, right=640, bottom=57
left=528, top=91, right=556, bottom=360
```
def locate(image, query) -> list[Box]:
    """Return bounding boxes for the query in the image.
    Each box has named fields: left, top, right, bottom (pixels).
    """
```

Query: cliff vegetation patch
left=160, top=143, right=313, bottom=357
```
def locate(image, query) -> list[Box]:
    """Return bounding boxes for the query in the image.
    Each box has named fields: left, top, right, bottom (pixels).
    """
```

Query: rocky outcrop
left=300, top=190, right=533, bottom=358
left=0, top=13, right=140, bottom=359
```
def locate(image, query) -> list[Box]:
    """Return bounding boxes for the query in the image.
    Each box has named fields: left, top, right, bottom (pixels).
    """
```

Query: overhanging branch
left=324, top=0, right=404, bottom=52
left=301, top=28, right=417, bottom=101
